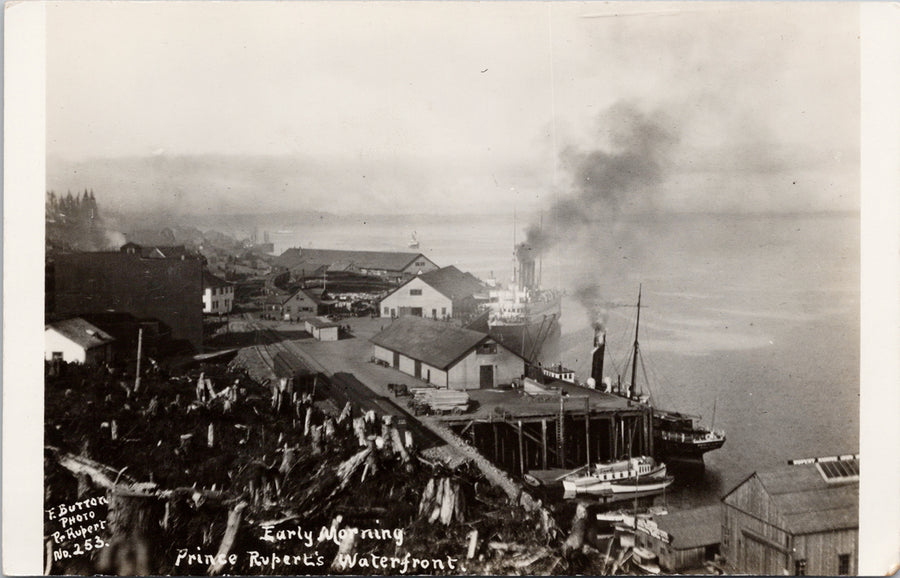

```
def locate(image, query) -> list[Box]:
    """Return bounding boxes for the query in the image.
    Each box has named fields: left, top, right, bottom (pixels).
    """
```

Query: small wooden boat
left=562, top=456, right=670, bottom=496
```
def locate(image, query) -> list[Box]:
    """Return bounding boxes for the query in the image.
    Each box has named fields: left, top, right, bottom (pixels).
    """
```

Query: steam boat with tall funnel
left=468, top=242, right=561, bottom=361
left=585, top=286, right=725, bottom=465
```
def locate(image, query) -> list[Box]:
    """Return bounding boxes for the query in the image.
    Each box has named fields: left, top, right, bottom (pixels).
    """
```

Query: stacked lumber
left=411, top=388, right=470, bottom=415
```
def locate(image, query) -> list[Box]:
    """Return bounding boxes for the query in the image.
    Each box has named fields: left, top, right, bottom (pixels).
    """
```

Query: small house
left=370, top=316, right=525, bottom=389
left=45, top=318, right=115, bottom=365
left=282, top=288, right=329, bottom=320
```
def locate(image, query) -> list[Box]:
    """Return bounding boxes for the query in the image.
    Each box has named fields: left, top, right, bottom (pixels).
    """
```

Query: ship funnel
left=591, top=327, right=605, bottom=385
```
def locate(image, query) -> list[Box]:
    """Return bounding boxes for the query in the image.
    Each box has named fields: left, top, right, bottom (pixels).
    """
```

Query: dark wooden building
left=721, top=456, right=858, bottom=576
left=52, top=251, right=204, bottom=350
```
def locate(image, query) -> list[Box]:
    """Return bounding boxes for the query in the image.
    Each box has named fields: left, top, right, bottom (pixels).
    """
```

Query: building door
left=426, top=369, right=431, bottom=383
left=479, top=365, right=494, bottom=389
left=414, top=360, right=422, bottom=379
left=393, top=352, right=400, bottom=369
left=411, top=307, right=423, bottom=317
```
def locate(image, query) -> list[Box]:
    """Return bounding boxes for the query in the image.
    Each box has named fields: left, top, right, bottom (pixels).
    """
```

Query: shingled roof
left=274, top=248, right=431, bottom=273
left=371, top=316, right=512, bottom=370
left=46, top=318, right=116, bottom=350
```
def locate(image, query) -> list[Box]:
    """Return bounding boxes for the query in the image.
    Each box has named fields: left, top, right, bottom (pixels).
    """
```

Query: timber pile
left=45, top=362, right=622, bottom=576
left=409, top=388, right=470, bottom=415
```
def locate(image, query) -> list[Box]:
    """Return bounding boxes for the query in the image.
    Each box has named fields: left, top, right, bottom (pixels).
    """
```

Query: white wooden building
left=379, top=265, right=484, bottom=319
left=304, top=317, right=340, bottom=341
left=202, top=271, right=235, bottom=315
left=45, top=318, right=115, bottom=365
left=370, top=316, right=524, bottom=390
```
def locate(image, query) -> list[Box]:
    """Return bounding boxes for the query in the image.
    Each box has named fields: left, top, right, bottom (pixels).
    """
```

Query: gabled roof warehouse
left=371, top=316, right=505, bottom=370
left=752, top=461, right=859, bottom=534
left=274, top=248, right=433, bottom=274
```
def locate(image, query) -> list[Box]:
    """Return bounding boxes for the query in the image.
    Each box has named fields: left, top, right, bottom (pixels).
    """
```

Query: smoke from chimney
left=523, top=102, right=677, bottom=325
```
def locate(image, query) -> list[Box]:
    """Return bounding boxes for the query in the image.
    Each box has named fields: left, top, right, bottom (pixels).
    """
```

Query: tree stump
left=101, top=488, right=164, bottom=575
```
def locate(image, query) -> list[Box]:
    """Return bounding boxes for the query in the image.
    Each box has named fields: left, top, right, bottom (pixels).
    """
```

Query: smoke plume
left=525, top=102, right=676, bottom=255
left=525, top=102, right=678, bottom=322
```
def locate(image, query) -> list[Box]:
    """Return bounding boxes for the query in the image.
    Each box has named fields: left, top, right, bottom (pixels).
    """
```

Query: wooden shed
left=721, top=456, right=858, bottom=575
left=649, top=505, right=722, bottom=572
left=303, top=317, right=340, bottom=342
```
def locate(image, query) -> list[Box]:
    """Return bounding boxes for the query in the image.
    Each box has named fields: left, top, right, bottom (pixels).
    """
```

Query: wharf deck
left=437, top=384, right=644, bottom=424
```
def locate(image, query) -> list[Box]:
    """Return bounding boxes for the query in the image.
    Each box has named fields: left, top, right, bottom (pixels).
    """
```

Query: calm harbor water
left=271, top=211, right=860, bottom=507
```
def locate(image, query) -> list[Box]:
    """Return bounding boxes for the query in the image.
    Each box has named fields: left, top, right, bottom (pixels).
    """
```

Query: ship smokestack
left=591, top=326, right=605, bottom=386
left=516, top=243, right=536, bottom=291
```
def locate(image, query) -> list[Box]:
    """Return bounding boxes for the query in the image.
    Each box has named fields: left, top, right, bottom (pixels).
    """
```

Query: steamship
left=585, top=286, right=725, bottom=465
left=468, top=243, right=561, bottom=361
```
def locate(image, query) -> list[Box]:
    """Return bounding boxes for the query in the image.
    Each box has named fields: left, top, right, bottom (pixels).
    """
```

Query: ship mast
left=630, top=284, right=642, bottom=397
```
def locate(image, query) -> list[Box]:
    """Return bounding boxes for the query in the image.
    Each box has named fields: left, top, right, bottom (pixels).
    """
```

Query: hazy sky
left=46, top=1, right=860, bottom=216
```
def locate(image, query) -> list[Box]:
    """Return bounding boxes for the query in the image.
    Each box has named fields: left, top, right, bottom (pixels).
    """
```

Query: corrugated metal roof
left=274, top=248, right=430, bottom=273
left=418, top=266, right=485, bottom=300
left=751, top=462, right=859, bottom=534
left=370, top=316, right=492, bottom=370
left=654, top=505, right=722, bottom=549
left=46, top=318, right=116, bottom=350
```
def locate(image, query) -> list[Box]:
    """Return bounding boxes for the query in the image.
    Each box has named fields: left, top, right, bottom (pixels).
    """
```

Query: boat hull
left=654, top=436, right=726, bottom=464
left=563, top=476, right=674, bottom=500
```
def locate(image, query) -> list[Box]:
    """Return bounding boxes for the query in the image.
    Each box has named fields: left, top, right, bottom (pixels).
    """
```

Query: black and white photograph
left=3, top=1, right=899, bottom=575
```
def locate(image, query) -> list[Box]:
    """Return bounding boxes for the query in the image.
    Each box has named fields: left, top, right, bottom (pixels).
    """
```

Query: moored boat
left=587, top=285, right=726, bottom=465
left=561, top=456, right=672, bottom=497
left=653, top=410, right=725, bottom=464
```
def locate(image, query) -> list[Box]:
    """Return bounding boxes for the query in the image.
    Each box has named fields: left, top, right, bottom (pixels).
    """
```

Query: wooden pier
left=438, top=385, right=653, bottom=476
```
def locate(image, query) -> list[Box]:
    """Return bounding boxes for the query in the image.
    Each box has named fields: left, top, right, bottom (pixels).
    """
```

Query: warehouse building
left=379, top=265, right=485, bottom=319
left=721, top=456, right=858, bottom=576
left=371, top=316, right=525, bottom=390
left=274, top=247, right=438, bottom=283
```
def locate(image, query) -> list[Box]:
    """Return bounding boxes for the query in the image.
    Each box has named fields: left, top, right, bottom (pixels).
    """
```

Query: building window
left=477, top=343, right=497, bottom=355
left=52, top=352, right=63, bottom=361
left=415, top=261, right=425, bottom=266
left=794, top=559, right=807, bottom=576
left=441, top=307, right=447, bottom=316
left=410, top=289, right=422, bottom=296
left=838, top=554, right=850, bottom=575
left=384, top=307, right=389, bottom=315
